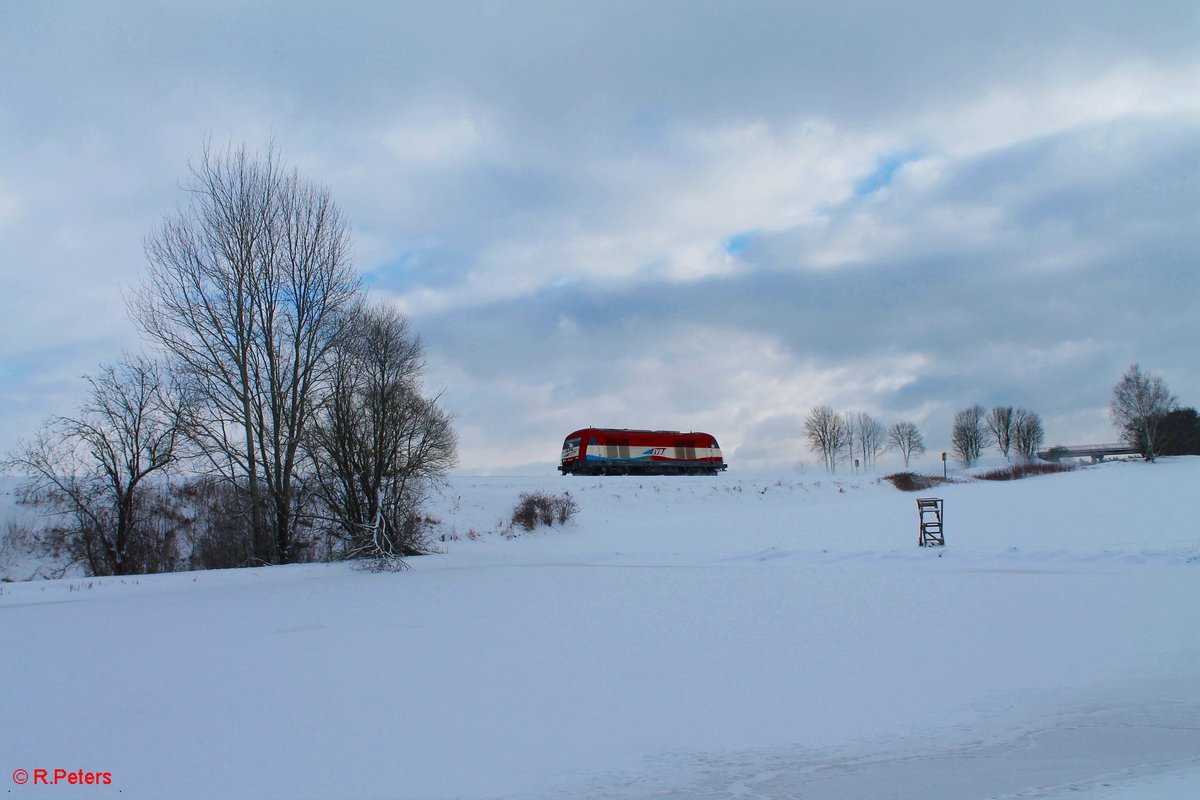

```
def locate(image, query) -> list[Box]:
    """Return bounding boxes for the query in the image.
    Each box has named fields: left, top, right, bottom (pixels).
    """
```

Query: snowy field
left=2, top=458, right=1199, bottom=799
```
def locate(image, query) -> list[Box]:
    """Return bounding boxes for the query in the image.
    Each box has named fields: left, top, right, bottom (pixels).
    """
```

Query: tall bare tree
left=951, top=404, right=990, bottom=467
left=1109, top=364, right=1176, bottom=461
left=133, top=142, right=360, bottom=563
left=986, top=406, right=1015, bottom=460
left=805, top=405, right=849, bottom=473
left=887, top=421, right=925, bottom=469
left=1011, top=408, right=1045, bottom=460
left=3, top=355, right=183, bottom=575
left=307, top=305, right=457, bottom=565
left=841, top=411, right=857, bottom=472
left=852, top=412, right=888, bottom=471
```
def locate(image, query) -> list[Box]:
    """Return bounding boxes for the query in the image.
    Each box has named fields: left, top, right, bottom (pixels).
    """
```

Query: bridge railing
left=1037, top=443, right=1141, bottom=461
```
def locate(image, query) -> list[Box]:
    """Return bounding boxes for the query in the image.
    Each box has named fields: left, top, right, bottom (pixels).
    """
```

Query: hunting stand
left=917, top=497, right=944, bottom=547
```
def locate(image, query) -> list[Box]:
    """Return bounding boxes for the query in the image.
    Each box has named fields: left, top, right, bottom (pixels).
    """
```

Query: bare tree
left=1011, top=408, right=1045, bottom=460
left=887, top=421, right=925, bottom=469
left=3, top=355, right=183, bottom=575
left=841, top=411, right=857, bottom=472
left=133, top=142, right=360, bottom=564
left=307, top=305, right=457, bottom=567
left=1109, top=364, right=1176, bottom=461
left=804, top=405, right=849, bottom=473
left=852, top=412, right=888, bottom=471
left=951, top=404, right=990, bottom=467
left=986, top=406, right=1015, bottom=460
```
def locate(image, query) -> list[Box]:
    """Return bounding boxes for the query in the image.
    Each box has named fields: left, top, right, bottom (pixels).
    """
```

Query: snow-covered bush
left=510, top=491, right=579, bottom=532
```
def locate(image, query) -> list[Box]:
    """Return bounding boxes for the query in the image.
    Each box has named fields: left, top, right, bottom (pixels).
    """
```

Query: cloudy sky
left=2, top=1, right=1198, bottom=473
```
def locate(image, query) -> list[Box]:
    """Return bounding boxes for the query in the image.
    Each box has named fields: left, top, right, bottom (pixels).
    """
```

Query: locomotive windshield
left=562, top=437, right=581, bottom=456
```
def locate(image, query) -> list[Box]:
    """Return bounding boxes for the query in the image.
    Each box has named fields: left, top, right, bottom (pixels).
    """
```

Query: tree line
left=4, top=143, right=457, bottom=577
left=803, top=408, right=926, bottom=473
left=804, top=362, right=1197, bottom=475
left=803, top=404, right=1043, bottom=473
left=949, top=405, right=1044, bottom=467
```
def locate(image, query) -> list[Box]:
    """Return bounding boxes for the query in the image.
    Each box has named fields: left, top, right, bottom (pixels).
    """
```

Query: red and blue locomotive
left=558, top=428, right=727, bottom=475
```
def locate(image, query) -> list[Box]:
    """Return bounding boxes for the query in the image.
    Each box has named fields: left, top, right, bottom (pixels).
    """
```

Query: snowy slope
left=2, top=459, right=1198, bottom=799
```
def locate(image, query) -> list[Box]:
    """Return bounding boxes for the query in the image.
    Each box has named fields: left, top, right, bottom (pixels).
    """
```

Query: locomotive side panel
left=559, top=428, right=726, bottom=475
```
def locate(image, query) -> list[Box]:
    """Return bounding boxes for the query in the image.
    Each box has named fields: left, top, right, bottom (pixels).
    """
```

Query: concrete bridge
left=1037, top=443, right=1141, bottom=462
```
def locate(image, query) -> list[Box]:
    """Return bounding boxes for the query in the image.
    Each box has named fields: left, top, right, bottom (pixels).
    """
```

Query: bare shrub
left=352, top=550, right=414, bottom=573
left=554, top=493, right=579, bottom=524
left=977, top=463, right=1074, bottom=481
left=1, top=519, right=38, bottom=554
left=178, top=478, right=257, bottom=570
left=510, top=494, right=543, bottom=531
left=510, top=491, right=579, bottom=532
left=323, top=519, right=418, bottom=571
left=27, top=482, right=185, bottom=577
left=883, top=472, right=956, bottom=492
left=0, top=519, right=44, bottom=579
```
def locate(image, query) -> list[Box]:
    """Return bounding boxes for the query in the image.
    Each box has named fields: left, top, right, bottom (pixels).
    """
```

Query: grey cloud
left=3, top=2, right=1199, bottom=470
left=411, top=115, right=1200, bottom=467
left=8, top=3, right=1198, bottom=140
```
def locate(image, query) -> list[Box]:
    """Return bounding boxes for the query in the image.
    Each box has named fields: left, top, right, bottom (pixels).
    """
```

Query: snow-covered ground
left=2, top=459, right=1198, bottom=799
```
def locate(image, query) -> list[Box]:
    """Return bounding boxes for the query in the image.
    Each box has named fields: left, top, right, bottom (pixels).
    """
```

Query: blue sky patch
left=854, top=152, right=921, bottom=196
left=365, top=243, right=470, bottom=292
left=723, top=231, right=754, bottom=256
